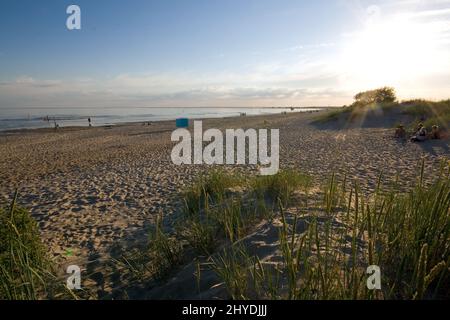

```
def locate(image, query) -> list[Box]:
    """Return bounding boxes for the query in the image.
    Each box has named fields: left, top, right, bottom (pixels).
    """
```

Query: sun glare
left=340, top=15, right=441, bottom=88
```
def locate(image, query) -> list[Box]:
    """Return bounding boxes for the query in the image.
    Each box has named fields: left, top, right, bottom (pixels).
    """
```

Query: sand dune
left=0, top=111, right=448, bottom=297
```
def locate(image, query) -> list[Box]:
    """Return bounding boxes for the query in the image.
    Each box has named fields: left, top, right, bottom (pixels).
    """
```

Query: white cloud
left=0, top=66, right=348, bottom=108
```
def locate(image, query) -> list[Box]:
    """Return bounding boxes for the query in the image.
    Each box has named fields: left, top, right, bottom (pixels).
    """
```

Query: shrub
left=354, top=87, right=397, bottom=106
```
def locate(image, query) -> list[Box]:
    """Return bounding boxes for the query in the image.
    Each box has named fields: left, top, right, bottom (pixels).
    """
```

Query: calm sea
left=0, top=107, right=319, bottom=131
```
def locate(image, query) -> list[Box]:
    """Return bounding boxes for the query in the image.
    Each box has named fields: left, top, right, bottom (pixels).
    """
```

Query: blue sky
left=1, top=0, right=449, bottom=108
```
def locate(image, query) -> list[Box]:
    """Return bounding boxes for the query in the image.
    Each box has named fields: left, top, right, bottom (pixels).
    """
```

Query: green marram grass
left=5, top=166, right=446, bottom=300
left=209, top=163, right=449, bottom=299
left=0, top=191, right=76, bottom=300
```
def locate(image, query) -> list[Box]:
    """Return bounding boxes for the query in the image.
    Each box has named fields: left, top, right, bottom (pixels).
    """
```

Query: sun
left=339, top=15, right=440, bottom=89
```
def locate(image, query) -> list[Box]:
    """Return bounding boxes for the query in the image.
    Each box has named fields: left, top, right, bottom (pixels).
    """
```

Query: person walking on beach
left=88, top=117, right=92, bottom=127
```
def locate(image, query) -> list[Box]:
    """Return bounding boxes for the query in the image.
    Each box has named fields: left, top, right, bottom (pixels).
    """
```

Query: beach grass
left=252, top=169, right=312, bottom=207
left=182, top=169, right=244, bottom=216
left=118, top=163, right=448, bottom=299
left=313, top=107, right=350, bottom=124
left=0, top=191, right=76, bottom=299
left=313, top=98, right=450, bottom=130
left=180, top=170, right=266, bottom=255
left=3, top=163, right=448, bottom=300
left=208, top=161, right=450, bottom=299
left=402, top=99, right=450, bottom=129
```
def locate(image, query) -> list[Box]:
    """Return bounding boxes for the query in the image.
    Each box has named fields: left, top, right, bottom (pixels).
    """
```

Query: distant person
left=410, top=123, right=427, bottom=142
left=431, top=125, right=441, bottom=139
left=394, top=124, right=406, bottom=139
left=88, top=117, right=92, bottom=127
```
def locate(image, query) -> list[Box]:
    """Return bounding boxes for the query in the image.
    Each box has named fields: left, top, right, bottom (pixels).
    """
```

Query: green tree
left=354, top=87, right=397, bottom=106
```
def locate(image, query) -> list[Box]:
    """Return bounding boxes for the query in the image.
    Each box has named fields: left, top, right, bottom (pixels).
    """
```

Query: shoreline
left=0, top=107, right=330, bottom=134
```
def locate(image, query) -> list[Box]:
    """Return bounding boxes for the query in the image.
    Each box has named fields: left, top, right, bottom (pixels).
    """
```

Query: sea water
left=0, top=106, right=319, bottom=131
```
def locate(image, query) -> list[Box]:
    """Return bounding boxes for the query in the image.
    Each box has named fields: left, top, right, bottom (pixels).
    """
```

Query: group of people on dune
left=395, top=123, right=443, bottom=142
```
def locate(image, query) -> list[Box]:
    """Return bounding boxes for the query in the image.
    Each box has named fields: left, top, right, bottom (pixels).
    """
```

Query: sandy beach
left=1, top=110, right=449, bottom=297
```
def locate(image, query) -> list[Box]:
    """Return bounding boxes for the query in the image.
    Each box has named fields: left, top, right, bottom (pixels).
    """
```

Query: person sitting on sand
left=394, top=124, right=406, bottom=139
left=430, top=125, right=441, bottom=139
left=410, top=123, right=427, bottom=142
